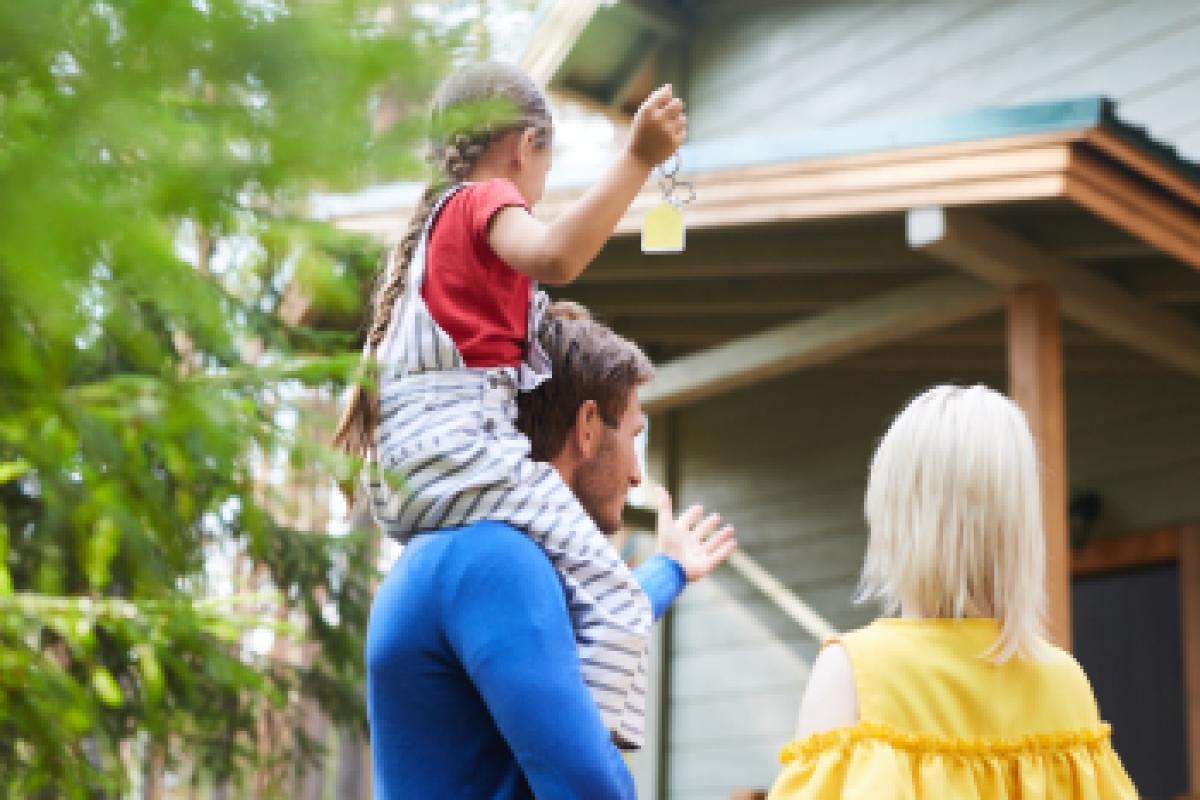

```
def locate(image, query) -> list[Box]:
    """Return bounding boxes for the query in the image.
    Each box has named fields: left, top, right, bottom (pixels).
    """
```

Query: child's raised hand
left=627, top=84, right=687, bottom=169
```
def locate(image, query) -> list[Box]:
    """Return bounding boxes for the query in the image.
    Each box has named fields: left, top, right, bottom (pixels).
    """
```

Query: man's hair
left=858, top=384, right=1049, bottom=662
left=516, top=302, right=655, bottom=461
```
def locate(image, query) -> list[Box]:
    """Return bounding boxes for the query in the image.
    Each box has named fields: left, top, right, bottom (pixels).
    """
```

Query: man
left=365, top=305, right=736, bottom=799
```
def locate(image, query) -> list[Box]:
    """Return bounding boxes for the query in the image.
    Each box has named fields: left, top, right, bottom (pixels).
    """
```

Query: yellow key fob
left=641, top=201, right=685, bottom=254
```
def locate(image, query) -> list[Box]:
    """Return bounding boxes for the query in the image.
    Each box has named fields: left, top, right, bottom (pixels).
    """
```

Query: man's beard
left=570, top=428, right=625, bottom=536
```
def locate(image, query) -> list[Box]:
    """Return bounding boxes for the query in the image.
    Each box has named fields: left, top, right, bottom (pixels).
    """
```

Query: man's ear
left=572, top=399, right=604, bottom=460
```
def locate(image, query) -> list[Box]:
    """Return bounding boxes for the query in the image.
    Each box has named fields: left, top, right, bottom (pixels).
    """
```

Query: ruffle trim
left=779, top=721, right=1113, bottom=763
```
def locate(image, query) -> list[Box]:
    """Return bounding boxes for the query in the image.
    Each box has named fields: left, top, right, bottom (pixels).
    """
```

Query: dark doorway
left=1072, top=562, right=1188, bottom=799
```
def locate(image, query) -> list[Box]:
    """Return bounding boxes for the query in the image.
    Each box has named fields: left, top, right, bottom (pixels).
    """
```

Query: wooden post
left=654, top=411, right=680, bottom=800
left=1007, top=283, right=1071, bottom=650
left=1180, top=524, right=1200, bottom=796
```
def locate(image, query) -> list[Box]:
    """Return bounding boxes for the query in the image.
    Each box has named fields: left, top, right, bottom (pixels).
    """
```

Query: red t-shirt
left=421, top=179, right=532, bottom=368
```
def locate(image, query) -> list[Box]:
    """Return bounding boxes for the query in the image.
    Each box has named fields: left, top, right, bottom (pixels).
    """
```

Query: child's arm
left=489, top=84, right=687, bottom=286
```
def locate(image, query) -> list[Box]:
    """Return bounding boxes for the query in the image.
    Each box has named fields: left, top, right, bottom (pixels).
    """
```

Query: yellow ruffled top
left=768, top=619, right=1137, bottom=799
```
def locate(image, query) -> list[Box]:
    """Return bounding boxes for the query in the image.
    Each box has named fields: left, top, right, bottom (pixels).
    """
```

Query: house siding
left=688, top=0, right=1200, bottom=159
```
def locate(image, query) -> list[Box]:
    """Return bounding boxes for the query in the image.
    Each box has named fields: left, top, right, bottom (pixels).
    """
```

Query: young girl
left=335, top=62, right=687, bottom=748
left=768, top=385, right=1136, bottom=799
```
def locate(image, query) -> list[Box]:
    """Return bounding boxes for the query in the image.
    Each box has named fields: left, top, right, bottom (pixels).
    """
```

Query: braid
left=443, top=133, right=491, bottom=182
left=364, top=185, right=444, bottom=354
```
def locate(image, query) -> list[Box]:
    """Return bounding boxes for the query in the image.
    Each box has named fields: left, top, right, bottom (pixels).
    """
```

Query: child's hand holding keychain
left=642, top=153, right=695, bottom=253
left=625, top=84, right=693, bottom=254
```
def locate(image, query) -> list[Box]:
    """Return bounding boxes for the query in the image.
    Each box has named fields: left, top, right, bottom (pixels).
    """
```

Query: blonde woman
left=769, top=385, right=1136, bottom=799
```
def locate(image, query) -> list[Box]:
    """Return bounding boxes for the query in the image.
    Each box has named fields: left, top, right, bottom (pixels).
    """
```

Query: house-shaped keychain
left=641, top=201, right=686, bottom=253
left=641, top=154, right=694, bottom=254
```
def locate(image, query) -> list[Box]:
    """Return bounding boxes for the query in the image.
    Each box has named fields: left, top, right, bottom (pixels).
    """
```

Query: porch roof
left=306, top=96, right=1200, bottom=411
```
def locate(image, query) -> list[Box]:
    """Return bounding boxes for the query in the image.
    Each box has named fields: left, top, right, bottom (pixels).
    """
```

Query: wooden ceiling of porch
left=550, top=200, right=1200, bottom=369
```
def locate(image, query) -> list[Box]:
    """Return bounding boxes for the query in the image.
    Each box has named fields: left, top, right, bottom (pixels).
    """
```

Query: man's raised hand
left=654, top=486, right=737, bottom=582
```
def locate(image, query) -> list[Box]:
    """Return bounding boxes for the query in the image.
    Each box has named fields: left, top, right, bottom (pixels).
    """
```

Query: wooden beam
left=583, top=297, right=835, bottom=319
left=1070, top=526, right=1180, bottom=577
left=538, top=143, right=1073, bottom=234
left=675, top=145, right=1072, bottom=210
left=1065, top=146, right=1200, bottom=273
left=1007, top=284, right=1071, bottom=650
left=1094, top=261, right=1200, bottom=306
left=519, top=0, right=602, bottom=88
left=586, top=229, right=931, bottom=283
left=670, top=129, right=1085, bottom=186
left=604, top=37, right=659, bottom=108
left=1181, top=524, right=1200, bottom=796
left=654, top=174, right=1066, bottom=232
left=822, top=351, right=1153, bottom=374
left=640, top=274, right=1001, bottom=414
left=908, top=206, right=1200, bottom=378
left=625, top=0, right=691, bottom=38
left=611, top=321, right=1149, bottom=362
left=557, top=273, right=931, bottom=316
left=724, top=549, right=838, bottom=643
left=992, top=213, right=1156, bottom=264
left=1084, top=129, right=1200, bottom=211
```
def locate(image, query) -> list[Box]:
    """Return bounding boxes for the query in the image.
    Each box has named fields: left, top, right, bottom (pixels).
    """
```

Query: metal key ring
left=667, top=179, right=696, bottom=207
left=658, top=153, right=681, bottom=179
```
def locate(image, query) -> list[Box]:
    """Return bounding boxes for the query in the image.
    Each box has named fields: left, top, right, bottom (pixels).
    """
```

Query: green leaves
left=82, top=517, right=120, bottom=590
left=0, top=0, right=451, bottom=794
left=132, top=642, right=163, bottom=704
left=90, top=666, right=123, bottom=708
left=0, top=461, right=30, bottom=485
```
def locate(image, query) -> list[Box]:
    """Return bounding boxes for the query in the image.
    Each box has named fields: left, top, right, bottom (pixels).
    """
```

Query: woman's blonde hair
left=858, top=384, right=1049, bottom=661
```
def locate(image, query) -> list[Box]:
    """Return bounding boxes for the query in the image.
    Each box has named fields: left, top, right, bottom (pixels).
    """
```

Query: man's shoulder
left=456, top=519, right=524, bottom=537
left=414, top=522, right=567, bottom=628
left=439, top=521, right=557, bottom=581
left=447, top=519, right=533, bottom=550
left=389, top=522, right=560, bottom=617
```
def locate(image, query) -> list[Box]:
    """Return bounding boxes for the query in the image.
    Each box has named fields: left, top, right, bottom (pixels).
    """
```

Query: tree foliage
left=0, top=1, right=449, bottom=795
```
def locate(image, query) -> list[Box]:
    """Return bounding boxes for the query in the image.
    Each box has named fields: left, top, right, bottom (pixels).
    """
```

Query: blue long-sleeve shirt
left=366, top=520, right=686, bottom=800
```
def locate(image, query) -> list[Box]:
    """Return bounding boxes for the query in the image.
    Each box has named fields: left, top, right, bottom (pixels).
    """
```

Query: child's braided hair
left=334, top=62, right=552, bottom=459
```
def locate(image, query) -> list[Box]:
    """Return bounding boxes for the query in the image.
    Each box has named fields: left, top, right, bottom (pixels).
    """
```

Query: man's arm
left=634, top=553, right=687, bottom=621
left=442, top=525, right=636, bottom=799
left=632, top=486, right=742, bottom=622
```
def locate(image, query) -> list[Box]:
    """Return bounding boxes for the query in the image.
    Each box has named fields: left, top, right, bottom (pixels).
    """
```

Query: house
left=319, top=2, right=1200, bottom=797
